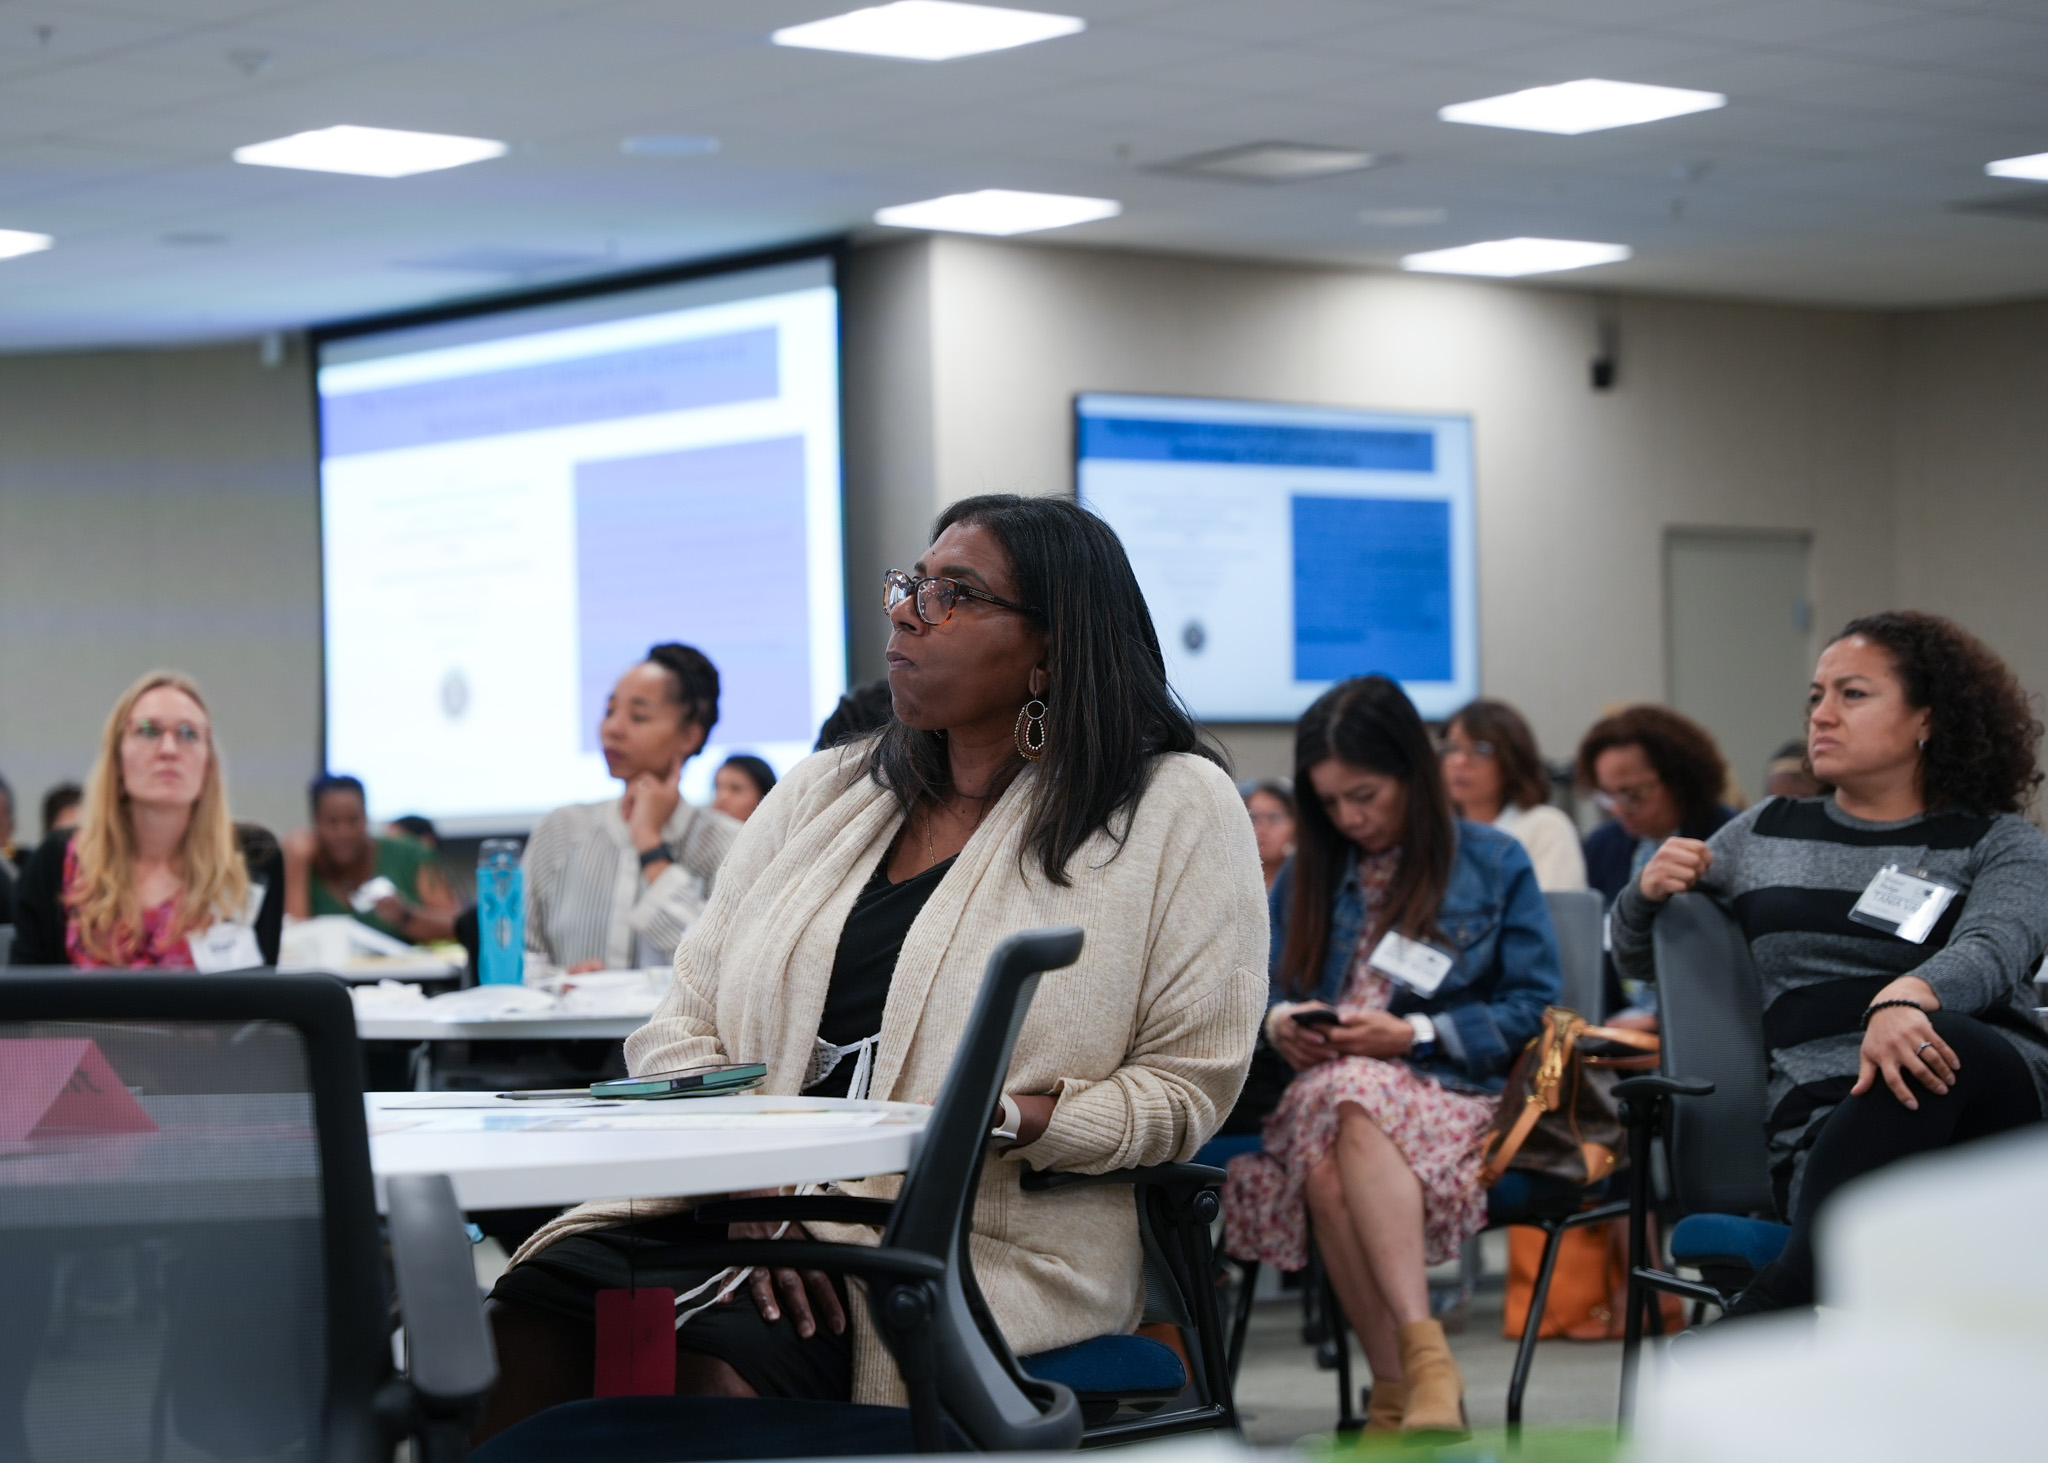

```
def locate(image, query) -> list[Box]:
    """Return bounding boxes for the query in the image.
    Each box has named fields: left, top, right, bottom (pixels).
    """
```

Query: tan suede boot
left=1361, top=1378, right=1407, bottom=1434
left=1395, top=1319, right=1467, bottom=1436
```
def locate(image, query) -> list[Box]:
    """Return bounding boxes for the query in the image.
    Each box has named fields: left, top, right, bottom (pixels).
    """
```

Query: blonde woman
left=9, top=671, right=283, bottom=967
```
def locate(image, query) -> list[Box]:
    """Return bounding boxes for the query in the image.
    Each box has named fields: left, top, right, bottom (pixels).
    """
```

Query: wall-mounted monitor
left=316, top=254, right=844, bottom=832
left=1076, top=393, right=1476, bottom=723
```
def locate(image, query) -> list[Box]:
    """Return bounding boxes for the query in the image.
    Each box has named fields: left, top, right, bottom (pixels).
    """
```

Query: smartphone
left=1290, top=1007, right=1342, bottom=1030
left=588, top=1063, right=769, bottom=1099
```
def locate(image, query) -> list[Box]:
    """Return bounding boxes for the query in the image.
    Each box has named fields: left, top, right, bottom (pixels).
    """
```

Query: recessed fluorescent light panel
left=773, top=1, right=1082, bottom=61
left=1157, top=141, right=1378, bottom=184
left=1440, top=78, right=1725, bottom=135
left=874, top=188, right=1119, bottom=235
left=1401, top=237, right=1631, bottom=277
left=0, top=228, right=53, bottom=259
left=1986, top=152, right=2048, bottom=182
left=233, top=125, right=508, bottom=178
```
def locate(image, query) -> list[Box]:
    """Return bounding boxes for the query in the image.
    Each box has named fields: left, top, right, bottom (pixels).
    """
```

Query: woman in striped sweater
left=1613, top=610, right=2048, bottom=1313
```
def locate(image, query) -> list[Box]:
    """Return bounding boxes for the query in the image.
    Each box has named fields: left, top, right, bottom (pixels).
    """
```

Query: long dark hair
left=1835, top=610, right=2042, bottom=815
left=1279, top=676, right=1455, bottom=996
left=862, top=493, right=1216, bottom=885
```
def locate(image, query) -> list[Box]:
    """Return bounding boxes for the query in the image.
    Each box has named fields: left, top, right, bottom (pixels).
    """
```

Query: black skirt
left=490, top=1215, right=854, bottom=1402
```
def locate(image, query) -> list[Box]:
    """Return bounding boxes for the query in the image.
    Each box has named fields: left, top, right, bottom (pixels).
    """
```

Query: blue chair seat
left=474, top=1338, right=1186, bottom=1463
left=1669, top=1213, right=1790, bottom=1274
left=1193, top=1134, right=1261, bottom=1167
left=1487, top=1168, right=1615, bottom=1222
left=471, top=1396, right=968, bottom=1463
left=1021, top=1334, right=1186, bottom=1400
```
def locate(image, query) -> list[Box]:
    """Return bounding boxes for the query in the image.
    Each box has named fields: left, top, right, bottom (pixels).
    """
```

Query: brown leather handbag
left=1479, top=1006, right=1660, bottom=1188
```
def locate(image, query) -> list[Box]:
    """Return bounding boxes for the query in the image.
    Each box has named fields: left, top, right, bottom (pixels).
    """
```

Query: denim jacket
left=1266, top=820, right=1561, bottom=1094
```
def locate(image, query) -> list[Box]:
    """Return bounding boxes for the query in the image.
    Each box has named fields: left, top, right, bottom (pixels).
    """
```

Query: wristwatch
left=1405, top=1013, right=1438, bottom=1057
left=638, top=842, right=675, bottom=869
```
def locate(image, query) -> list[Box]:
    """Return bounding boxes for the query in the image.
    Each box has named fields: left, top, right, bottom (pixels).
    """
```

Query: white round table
left=356, top=1014, right=644, bottom=1041
left=366, top=1092, right=928, bottom=1212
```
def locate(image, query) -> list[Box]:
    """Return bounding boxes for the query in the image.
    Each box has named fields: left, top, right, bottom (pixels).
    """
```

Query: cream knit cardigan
left=510, top=742, right=1269, bottom=1405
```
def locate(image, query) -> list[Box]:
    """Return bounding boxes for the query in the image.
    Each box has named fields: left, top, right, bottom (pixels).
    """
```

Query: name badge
left=1848, top=865, right=1957, bottom=945
left=188, top=883, right=267, bottom=971
left=1368, top=931, right=1455, bottom=997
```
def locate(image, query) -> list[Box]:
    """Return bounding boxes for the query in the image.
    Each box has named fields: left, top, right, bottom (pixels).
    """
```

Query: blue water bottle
left=477, top=837, right=526, bottom=985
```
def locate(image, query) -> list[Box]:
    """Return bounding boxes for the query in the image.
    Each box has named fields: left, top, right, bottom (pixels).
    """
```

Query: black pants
left=1747, top=1011, right=2042, bottom=1310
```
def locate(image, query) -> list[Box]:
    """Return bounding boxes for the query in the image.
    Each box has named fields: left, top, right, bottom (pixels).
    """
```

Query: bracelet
left=1861, top=998, right=1926, bottom=1028
left=989, top=1093, right=1023, bottom=1147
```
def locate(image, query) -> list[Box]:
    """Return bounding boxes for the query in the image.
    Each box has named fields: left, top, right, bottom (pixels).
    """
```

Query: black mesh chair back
left=1651, top=894, right=1775, bottom=1217
left=0, top=972, right=392, bottom=1463
left=1543, top=890, right=1605, bottom=1022
left=876, top=926, right=1087, bottom=1452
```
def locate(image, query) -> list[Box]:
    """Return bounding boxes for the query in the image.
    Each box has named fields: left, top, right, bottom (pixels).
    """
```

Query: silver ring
left=1915, top=1041, right=1934, bottom=1055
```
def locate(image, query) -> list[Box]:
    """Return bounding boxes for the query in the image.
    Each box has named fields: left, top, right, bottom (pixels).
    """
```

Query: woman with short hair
left=1241, top=777, right=1297, bottom=890
left=1441, top=699, right=1586, bottom=892
left=11, top=670, right=282, bottom=967
left=522, top=643, right=738, bottom=973
left=1614, top=611, right=2048, bottom=1313
left=284, top=773, right=457, bottom=943
left=475, top=495, right=1268, bottom=1438
left=1224, top=676, right=1560, bottom=1436
left=711, top=754, right=778, bottom=823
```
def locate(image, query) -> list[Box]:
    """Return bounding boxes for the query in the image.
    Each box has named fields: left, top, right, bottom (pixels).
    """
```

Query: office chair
left=0, top=971, right=494, bottom=1463
left=1616, top=893, right=1790, bottom=1424
left=480, top=925, right=1232, bottom=1462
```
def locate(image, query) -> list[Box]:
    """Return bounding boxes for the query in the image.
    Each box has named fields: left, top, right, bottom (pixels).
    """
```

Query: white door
left=1664, top=529, right=1814, bottom=806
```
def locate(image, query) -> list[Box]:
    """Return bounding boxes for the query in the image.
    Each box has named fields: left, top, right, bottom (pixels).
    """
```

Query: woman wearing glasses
left=9, top=670, right=283, bottom=967
left=1223, top=676, right=1560, bottom=1437
left=476, top=495, right=1267, bottom=1438
left=1440, top=699, right=1586, bottom=892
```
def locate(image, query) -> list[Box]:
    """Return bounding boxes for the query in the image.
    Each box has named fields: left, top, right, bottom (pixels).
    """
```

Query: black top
left=9, top=825, right=287, bottom=966
left=807, top=852, right=955, bottom=1097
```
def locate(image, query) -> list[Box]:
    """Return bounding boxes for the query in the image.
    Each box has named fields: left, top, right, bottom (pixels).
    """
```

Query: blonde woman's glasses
left=128, top=719, right=208, bottom=748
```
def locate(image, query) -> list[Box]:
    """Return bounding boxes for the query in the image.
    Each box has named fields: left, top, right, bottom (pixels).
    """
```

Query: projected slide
left=318, top=258, right=844, bottom=831
left=1076, top=394, right=1475, bottom=722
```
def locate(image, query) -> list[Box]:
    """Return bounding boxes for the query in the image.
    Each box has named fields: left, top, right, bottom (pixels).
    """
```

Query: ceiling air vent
left=1151, top=141, right=1378, bottom=184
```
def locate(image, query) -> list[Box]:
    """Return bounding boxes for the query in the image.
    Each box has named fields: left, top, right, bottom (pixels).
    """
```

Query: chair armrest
left=1614, top=1075, right=1715, bottom=1100
left=1020, top=1162, right=1225, bottom=1195
left=609, top=1239, right=946, bottom=1284
left=385, top=1174, right=496, bottom=1410
left=692, top=1196, right=896, bottom=1227
left=1021, top=1162, right=1225, bottom=1223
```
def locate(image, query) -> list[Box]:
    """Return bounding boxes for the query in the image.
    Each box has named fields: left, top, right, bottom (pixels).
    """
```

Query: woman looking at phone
left=474, top=495, right=1268, bottom=1438
left=1612, top=611, right=2048, bottom=1315
left=522, top=644, right=738, bottom=973
left=1223, top=676, right=1559, bottom=1437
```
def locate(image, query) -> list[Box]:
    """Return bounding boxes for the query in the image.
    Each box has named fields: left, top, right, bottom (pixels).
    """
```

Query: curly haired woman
left=1612, top=611, right=2048, bottom=1313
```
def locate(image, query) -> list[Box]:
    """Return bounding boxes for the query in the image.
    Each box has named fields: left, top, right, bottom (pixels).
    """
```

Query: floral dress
left=1223, top=847, right=1500, bottom=1269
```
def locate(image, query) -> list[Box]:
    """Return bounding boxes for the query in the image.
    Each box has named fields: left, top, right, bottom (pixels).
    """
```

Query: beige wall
left=1891, top=300, right=2048, bottom=701
left=0, top=340, right=320, bottom=839
left=4, top=248, right=2046, bottom=841
left=849, top=236, right=1903, bottom=781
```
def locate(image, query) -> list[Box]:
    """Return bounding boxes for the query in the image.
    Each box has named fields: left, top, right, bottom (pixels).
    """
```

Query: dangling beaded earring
left=1014, top=699, right=1048, bottom=761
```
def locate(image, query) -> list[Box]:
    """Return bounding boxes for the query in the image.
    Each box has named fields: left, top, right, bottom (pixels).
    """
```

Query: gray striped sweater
left=522, top=797, right=738, bottom=970
left=1612, top=795, right=2048, bottom=1211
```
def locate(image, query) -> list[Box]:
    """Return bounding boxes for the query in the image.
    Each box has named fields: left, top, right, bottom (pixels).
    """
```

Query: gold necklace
left=921, top=807, right=940, bottom=870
